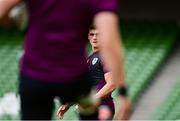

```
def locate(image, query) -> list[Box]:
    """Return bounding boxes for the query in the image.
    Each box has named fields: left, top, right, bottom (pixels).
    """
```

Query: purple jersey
left=21, top=0, right=118, bottom=82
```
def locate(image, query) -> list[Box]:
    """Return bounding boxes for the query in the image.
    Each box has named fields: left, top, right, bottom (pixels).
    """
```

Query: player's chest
left=88, top=56, right=101, bottom=70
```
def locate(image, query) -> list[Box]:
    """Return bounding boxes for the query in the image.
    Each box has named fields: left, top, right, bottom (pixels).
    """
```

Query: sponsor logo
left=92, top=57, right=98, bottom=65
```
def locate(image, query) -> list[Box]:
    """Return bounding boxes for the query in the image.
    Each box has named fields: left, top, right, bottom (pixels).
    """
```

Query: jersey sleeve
left=91, top=0, right=119, bottom=16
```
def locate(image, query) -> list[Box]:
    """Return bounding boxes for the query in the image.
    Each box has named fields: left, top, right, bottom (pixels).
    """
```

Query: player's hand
left=57, top=104, right=70, bottom=119
left=114, top=96, right=132, bottom=120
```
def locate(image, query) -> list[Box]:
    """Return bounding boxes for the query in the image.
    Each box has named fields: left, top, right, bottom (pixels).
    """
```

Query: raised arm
left=94, top=12, right=125, bottom=89
left=94, top=11, right=131, bottom=120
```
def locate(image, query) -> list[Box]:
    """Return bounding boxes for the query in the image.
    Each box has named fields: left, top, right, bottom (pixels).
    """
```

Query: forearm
left=95, top=83, right=115, bottom=100
left=107, top=40, right=125, bottom=87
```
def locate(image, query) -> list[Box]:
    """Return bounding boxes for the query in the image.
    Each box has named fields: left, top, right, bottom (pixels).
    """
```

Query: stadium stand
left=0, top=28, right=23, bottom=97
left=151, top=79, right=180, bottom=120
left=0, top=21, right=179, bottom=120
left=121, top=21, right=178, bottom=103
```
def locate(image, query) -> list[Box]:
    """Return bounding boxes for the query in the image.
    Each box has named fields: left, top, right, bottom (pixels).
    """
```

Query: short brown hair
left=89, top=24, right=96, bottom=30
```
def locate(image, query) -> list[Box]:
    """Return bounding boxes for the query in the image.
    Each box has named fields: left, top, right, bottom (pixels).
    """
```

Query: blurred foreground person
left=0, top=0, right=131, bottom=120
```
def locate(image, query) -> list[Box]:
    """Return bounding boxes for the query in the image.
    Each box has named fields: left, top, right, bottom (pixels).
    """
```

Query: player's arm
left=94, top=12, right=125, bottom=88
left=0, top=0, right=21, bottom=25
left=95, top=72, right=116, bottom=100
left=94, top=12, right=131, bottom=120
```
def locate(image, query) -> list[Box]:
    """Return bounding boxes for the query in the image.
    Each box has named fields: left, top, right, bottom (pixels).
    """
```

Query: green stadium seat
left=151, top=80, right=180, bottom=120
left=0, top=21, right=179, bottom=120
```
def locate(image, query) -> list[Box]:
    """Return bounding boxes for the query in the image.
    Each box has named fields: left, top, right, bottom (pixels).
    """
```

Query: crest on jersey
left=92, top=57, right=98, bottom=65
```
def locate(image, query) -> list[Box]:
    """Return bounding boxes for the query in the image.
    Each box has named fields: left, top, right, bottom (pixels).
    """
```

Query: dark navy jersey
left=87, top=52, right=105, bottom=85
left=87, top=52, right=113, bottom=101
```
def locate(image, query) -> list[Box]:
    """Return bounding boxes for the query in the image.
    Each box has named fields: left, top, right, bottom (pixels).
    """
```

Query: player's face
left=88, top=29, right=99, bottom=49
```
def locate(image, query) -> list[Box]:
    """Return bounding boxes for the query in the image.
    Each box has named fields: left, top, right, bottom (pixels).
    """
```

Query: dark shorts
left=19, top=71, right=93, bottom=120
